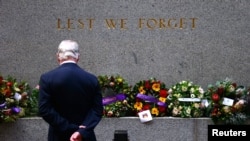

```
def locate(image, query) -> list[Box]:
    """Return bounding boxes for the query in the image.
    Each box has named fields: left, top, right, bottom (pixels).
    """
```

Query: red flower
left=217, top=88, right=224, bottom=95
left=144, top=81, right=151, bottom=90
left=143, top=104, right=150, bottom=110
left=0, top=76, right=3, bottom=85
left=212, top=93, right=220, bottom=102
left=159, top=89, right=168, bottom=97
left=158, top=106, right=166, bottom=113
left=232, top=83, right=237, bottom=88
left=4, top=89, right=12, bottom=97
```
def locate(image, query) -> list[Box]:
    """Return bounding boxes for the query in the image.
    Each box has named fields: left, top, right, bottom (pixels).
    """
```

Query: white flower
left=172, top=107, right=179, bottom=116
left=227, top=85, right=235, bottom=92
left=199, top=87, right=204, bottom=94
left=14, top=93, right=22, bottom=101
left=190, top=94, right=195, bottom=98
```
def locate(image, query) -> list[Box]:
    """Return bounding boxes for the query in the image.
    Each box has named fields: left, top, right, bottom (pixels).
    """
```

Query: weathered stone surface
left=0, top=0, right=249, bottom=89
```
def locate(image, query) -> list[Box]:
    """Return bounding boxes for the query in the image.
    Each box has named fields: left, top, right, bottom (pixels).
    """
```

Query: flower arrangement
left=204, top=78, right=249, bottom=125
left=131, top=78, right=168, bottom=117
left=98, top=75, right=133, bottom=117
left=167, top=80, right=205, bottom=118
left=0, top=75, right=30, bottom=123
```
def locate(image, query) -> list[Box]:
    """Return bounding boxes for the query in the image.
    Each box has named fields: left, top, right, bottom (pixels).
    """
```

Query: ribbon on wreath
left=136, top=93, right=166, bottom=107
left=102, top=93, right=126, bottom=106
left=0, top=102, right=6, bottom=109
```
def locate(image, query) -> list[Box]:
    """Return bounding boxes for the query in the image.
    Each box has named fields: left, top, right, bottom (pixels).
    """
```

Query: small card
left=138, top=110, right=153, bottom=123
left=222, top=97, right=234, bottom=106
left=201, top=99, right=209, bottom=107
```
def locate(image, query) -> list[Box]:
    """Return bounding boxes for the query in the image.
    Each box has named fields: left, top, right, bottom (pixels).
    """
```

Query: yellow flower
left=152, top=82, right=161, bottom=92
left=138, top=86, right=146, bottom=94
left=134, top=102, right=143, bottom=111
left=151, top=107, right=159, bottom=116
left=222, top=106, right=231, bottom=113
left=117, top=77, right=123, bottom=83
left=159, top=97, right=166, bottom=103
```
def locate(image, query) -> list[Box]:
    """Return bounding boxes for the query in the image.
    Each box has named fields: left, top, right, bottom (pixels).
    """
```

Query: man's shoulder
left=41, top=67, right=60, bottom=77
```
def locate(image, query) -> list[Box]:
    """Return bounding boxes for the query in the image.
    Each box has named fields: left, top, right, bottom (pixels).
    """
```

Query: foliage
left=25, top=85, right=39, bottom=117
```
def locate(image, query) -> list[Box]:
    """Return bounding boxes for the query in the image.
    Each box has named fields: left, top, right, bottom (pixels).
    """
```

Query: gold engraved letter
left=138, top=18, right=145, bottom=29
left=190, top=18, right=197, bottom=29
left=67, top=19, right=75, bottom=30
left=57, top=18, right=65, bottom=30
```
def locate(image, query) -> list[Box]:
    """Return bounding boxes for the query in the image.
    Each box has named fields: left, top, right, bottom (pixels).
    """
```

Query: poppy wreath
left=167, top=80, right=205, bottom=118
left=132, top=78, right=168, bottom=117
left=98, top=75, right=133, bottom=117
left=204, top=78, right=249, bottom=125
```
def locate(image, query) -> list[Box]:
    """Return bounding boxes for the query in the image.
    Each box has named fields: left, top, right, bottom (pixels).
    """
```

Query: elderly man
left=38, top=40, right=103, bottom=141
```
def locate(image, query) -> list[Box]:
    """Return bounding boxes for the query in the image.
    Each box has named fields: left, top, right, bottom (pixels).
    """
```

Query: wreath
left=167, top=80, right=205, bottom=118
left=204, top=78, right=249, bottom=124
left=98, top=75, right=133, bottom=117
left=0, top=75, right=30, bottom=123
left=131, top=78, right=168, bottom=117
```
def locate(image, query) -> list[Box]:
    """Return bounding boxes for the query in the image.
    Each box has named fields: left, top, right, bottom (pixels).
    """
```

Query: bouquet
left=131, top=78, right=168, bottom=117
left=167, top=80, right=205, bottom=118
left=98, top=75, right=133, bottom=117
left=0, top=75, right=30, bottom=123
left=204, top=78, right=249, bottom=124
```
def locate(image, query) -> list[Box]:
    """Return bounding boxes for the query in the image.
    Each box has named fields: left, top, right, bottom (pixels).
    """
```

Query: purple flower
left=11, top=107, right=21, bottom=114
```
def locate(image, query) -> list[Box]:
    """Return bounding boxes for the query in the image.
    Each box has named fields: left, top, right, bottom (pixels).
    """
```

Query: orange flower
left=159, top=97, right=166, bottom=103
left=151, top=107, right=159, bottom=116
left=152, top=82, right=161, bottom=92
left=134, top=102, right=143, bottom=111
left=138, top=86, right=146, bottom=94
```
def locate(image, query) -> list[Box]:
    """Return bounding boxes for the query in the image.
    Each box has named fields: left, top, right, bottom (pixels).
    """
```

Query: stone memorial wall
left=1, top=0, right=249, bottom=88
left=0, top=1, right=250, bottom=141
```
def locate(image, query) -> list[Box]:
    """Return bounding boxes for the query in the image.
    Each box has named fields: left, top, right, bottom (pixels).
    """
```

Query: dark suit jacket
left=38, top=63, right=103, bottom=141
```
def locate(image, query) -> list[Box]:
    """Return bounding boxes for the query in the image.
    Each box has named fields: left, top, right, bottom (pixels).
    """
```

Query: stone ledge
left=0, top=117, right=217, bottom=141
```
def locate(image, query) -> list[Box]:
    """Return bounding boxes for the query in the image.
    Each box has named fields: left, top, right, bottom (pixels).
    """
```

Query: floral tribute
left=98, top=75, right=133, bottom=117
left=0, top=75, right=30, bottom=123
left=131, top=78, right=168, bottom=117
left=167, top=80, right=205, bottom=118
left=204, top=78, right=249, bottom=125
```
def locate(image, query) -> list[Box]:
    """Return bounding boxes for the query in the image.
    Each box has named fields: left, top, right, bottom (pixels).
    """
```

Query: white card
left=138, top=110, right=153, bottom=123
left=222, top=97, right=234, bottom=106
left=201, top=99, right=209, bottom=107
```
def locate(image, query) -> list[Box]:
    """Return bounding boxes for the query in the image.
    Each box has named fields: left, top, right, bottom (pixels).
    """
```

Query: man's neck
left=60, top=60, right=76, bottom=65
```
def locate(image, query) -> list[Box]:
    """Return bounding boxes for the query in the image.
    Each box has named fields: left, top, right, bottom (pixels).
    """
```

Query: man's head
left=57, top=40, right=80, bottom=63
